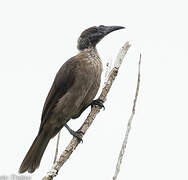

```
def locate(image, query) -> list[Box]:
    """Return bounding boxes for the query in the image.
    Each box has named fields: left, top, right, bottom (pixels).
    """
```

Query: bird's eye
left=90, top=27, right=98, bottom=33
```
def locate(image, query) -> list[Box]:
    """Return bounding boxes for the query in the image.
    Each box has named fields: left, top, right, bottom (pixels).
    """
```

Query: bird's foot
left=65, top=124, right=83, bottom=143
left=91, top=99, right=105, bottom=110
left=73, top=131, right=83, bottom=143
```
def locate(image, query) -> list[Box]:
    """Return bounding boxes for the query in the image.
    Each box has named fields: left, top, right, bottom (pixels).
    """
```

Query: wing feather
left=39, top=58, right=76, bottom=132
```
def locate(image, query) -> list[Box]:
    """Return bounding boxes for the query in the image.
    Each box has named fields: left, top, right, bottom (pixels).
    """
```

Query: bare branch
left=42, top=41, right=131, bottom=180
left=53, top=131, right=61, bottom=164
left=112, top=54, right=142, bottom=180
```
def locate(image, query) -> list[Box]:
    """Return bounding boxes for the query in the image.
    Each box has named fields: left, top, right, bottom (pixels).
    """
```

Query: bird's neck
left=81, top=46, right=103, bottom=71
left=83, top=47, right=99, bottom=57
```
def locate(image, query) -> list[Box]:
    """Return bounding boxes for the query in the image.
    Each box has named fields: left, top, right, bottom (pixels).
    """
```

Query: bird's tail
left=19, top=131, right=50, bottom=173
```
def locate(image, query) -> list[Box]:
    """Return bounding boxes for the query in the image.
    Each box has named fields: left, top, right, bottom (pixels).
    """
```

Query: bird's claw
left=74, top=131, right=83, bottom=143
left=65, top=124, right=83, bottom=143
left=91, top=99, right=105, bottom=110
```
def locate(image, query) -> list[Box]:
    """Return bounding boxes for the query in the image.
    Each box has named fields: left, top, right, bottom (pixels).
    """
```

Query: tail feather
left=19, top=132, right=50, bottom=173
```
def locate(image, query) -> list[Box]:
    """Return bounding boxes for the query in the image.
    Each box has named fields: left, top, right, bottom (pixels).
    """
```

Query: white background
left=0, top=0, right=188, bottom=179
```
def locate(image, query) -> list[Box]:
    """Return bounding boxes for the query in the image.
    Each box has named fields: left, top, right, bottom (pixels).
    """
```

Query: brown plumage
left=19, top=25, right=124, bottom=173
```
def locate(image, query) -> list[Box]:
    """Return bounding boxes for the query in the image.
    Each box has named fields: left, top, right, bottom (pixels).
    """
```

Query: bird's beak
left=99, top=25, right=125, bottom=35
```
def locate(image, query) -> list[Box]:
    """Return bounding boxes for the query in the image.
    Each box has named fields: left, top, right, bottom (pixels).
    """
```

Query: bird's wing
left=39, top=57, right=77, bottom=132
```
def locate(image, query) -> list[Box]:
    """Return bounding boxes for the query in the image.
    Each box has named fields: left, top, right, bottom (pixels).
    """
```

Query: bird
left=19, top=25, right=124, bottom=173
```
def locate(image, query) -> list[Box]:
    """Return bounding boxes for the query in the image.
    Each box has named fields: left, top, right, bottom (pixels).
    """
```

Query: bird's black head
left=77, top=25, right=125, bottom=51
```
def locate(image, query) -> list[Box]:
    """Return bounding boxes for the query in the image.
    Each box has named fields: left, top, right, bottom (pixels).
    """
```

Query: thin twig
left=112, top=54, right=142, bottom=180
left=42, top=41, right=131, bottom=180
left=104, top=58, right=112, bottom=85
left=53, top=131, right=61, bottom=164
